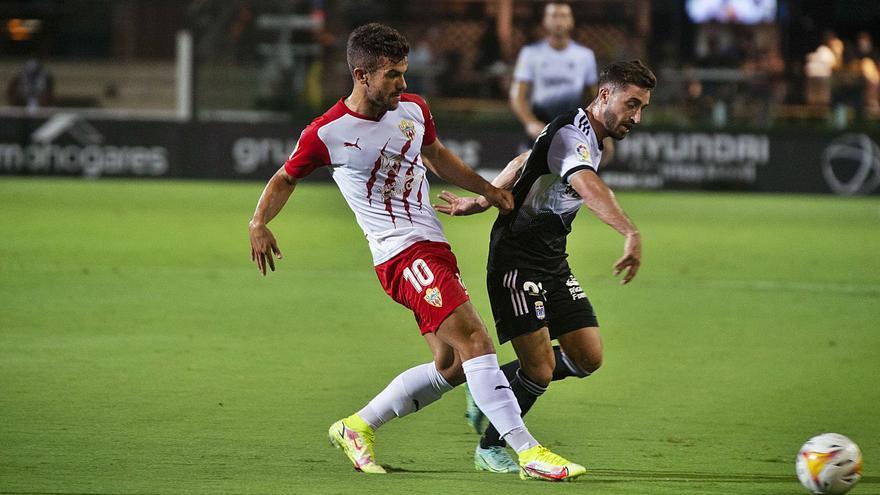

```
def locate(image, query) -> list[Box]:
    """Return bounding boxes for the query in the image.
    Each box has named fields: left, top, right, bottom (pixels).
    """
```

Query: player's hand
left=249, top=220, right=283, bottom=276
left=613, top=232, right=641, bottom=285
left=482, top=186, right=514, bottom=214
left=526, top=121, right=546, bottom=140
left=434, top=190, right=490, bottom=216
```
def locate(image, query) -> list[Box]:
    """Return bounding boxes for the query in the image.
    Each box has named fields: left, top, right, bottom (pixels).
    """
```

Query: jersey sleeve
left=283, top=123, right=331, bottom=179
left=547, top=125, right=598, bottom=183
left=512, top=45, right=535, bottom=82
left=401, top=93, right=436, bottom=146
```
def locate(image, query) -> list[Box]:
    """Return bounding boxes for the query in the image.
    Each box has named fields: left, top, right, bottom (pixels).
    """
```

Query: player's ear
left=353, top=68, right=369, bottom=86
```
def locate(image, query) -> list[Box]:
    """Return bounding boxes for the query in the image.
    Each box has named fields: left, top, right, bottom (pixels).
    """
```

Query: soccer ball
left=796, top=433, right=863, bottom=494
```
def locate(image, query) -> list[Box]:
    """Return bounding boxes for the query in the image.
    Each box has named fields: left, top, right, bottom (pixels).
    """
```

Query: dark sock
left=551, top=345, right=588, bottom=380
left=479, top=346, right=589, bottom=449
left=498, top=345, right=580, bottom=382
left=479, top=369, right=547, bottom=448
left=500, top=359, right=520, bottom=382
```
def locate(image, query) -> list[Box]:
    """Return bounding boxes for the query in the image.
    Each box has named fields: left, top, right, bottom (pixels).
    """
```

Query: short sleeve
left=512, top=45, right=535, bottom=82
left=283, top=123, right=330, bottom=179
left=547, top=125, right=597, bottom=184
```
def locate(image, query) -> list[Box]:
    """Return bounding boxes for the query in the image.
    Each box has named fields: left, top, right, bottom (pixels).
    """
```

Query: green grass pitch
left=1, top=178, right=878, bottom=495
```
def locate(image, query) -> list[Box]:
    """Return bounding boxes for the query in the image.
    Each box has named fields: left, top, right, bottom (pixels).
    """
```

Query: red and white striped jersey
left=284, top=94, right=448, bottom=265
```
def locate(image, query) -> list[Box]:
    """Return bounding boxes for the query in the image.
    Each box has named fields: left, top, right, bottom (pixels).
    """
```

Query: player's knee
left=530, top=366, right=554, bottom=387
left=520, top=360, right=554, bottom=387
left=453, top=320, right=495, bottom=360
left=461, top=331, right=495, bottom=359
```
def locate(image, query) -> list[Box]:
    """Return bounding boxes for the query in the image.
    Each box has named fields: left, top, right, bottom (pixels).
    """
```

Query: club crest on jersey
left=398, top=119, right=416, bottom=141
left=575, top=143, right=591, bottom=162
left=424, top=287, right=443, bottom=308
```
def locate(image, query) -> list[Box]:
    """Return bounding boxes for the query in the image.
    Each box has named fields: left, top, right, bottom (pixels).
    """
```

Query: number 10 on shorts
left=402, top=259, right=434, bottom=293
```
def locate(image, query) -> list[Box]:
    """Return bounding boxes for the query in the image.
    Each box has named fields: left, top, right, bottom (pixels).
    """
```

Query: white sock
left=462, top=354, right=539, bottom=453
left=357, top=362, right=453, bottom=430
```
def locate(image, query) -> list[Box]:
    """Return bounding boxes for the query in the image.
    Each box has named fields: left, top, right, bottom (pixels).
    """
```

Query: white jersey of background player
left=511, top=3, right=598, bottom=140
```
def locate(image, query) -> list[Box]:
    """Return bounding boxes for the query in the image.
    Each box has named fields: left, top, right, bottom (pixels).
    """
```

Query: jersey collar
left=338, top=98, right=388, bottom=122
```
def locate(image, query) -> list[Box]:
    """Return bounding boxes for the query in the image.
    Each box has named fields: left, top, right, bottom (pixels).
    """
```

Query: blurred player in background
left=6, top=58, right=54, bottom=113
left=510, top=3, right=598, bottom=141
left=436, top=60, right=656, bottom=474
left=248, top=23, right=586, bottom=481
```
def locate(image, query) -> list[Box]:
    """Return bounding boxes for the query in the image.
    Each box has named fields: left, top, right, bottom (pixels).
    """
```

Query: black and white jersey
left=488, top=108, right=603, bottom=275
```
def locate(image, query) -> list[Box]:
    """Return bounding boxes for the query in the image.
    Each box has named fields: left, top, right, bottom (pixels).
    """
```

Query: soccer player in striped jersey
left=436, top=60, right=656, bottom=473
left=248, top=22, right=586, bottom=481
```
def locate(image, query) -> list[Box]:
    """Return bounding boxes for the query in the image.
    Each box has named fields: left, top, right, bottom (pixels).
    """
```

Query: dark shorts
left=487, top=268, right=598, bottom=344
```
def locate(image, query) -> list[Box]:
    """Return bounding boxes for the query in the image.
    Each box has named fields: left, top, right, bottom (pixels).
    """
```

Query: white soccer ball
left=796, top=433, right=863, bottom=494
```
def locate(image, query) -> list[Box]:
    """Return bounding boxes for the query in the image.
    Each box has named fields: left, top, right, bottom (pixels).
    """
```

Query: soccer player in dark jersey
left=436, top=60, right=656, bottom=473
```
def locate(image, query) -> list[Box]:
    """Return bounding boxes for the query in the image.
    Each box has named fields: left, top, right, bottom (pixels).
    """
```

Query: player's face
left=598, top=84, right=651, bottom=140
left=365, top=57, right=408, bottom=111
left=543, top=4, right=574, bottom=38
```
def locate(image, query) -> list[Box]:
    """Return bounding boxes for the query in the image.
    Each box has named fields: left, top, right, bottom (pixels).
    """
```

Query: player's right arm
left=509, top=46, right=545, bottom=139
left=434, top=150, right=531, bottom=216
left=248, top=121, right=330, bottom=276
left=249, top=167, right=297, bottom=276
left=510, top=81, right=545, bottom=140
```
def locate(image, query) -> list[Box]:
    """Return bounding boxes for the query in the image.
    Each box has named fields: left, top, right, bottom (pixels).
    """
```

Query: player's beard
left=603, top=109, right=632, bottom=140
left=367, top=90, right=400, bottom=113
left=367, top=93, right=397, bottom=113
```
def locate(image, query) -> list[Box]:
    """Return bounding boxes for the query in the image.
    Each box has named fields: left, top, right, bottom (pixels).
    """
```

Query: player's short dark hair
left=346, top=23, right=410, bottom=75
left=598, top=60, right=657, bottom=91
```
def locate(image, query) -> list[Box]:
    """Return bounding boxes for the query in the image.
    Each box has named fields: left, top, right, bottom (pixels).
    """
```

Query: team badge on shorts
left=398, top=119, right=416, bottom=141
left=534, top=301, right=546, bottom=320
left=575, top=142, right=591, bottom=162
left=424, top=287, right=443, bottom=307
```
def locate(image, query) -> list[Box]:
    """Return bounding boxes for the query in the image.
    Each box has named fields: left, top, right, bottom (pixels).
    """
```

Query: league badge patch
left=575, top=142, right=591, bottom=162
left=424, top=287, right=443, bottom=308
left=398, top=119, right=416, bottom=141
left=534, top=301, right=546, bottom=320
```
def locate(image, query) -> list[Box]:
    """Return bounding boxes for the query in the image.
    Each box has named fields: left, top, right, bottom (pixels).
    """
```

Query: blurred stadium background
left=1, top=0, right=880, bottom=193
left=2, top=2, right=880, bottom=495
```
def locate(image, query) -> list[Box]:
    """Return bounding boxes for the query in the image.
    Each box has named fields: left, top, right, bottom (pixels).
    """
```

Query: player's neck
left=585, top=104, right=608, bottom=142
left=547, top=35, right=570, bottom=50
left=345, top=91, right=385, bottom=119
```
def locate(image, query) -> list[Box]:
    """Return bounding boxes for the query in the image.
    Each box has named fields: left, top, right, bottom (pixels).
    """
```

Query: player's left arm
left=434, top=150, right=530, bottom=216
left=569, top=171, right=641, bottom=284
left=422, top=139, right=513, bottom=214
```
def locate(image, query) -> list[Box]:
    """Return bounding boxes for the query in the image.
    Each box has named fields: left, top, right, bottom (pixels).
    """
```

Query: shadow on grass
left=382, top=464, right=455, bottom=474
left=588, top=469, right=879, bottom=485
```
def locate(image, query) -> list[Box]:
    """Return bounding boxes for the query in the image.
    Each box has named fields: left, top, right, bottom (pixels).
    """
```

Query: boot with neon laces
left=517, top=444, right=586, bottom=481
left=474, top=444, right=519, bottom=474
left=328, top=414, right=386, bottom=474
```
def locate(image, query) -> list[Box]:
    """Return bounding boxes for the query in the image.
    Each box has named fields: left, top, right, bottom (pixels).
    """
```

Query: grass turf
left=1, top=178, right=878, bottom=494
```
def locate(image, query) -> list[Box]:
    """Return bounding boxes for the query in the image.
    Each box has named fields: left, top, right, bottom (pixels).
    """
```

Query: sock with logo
left=480, top=368, right=548, bottom=448
left=462, top=354, right=538, bottom=453
left=356, top=362, right=453, bottom=430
